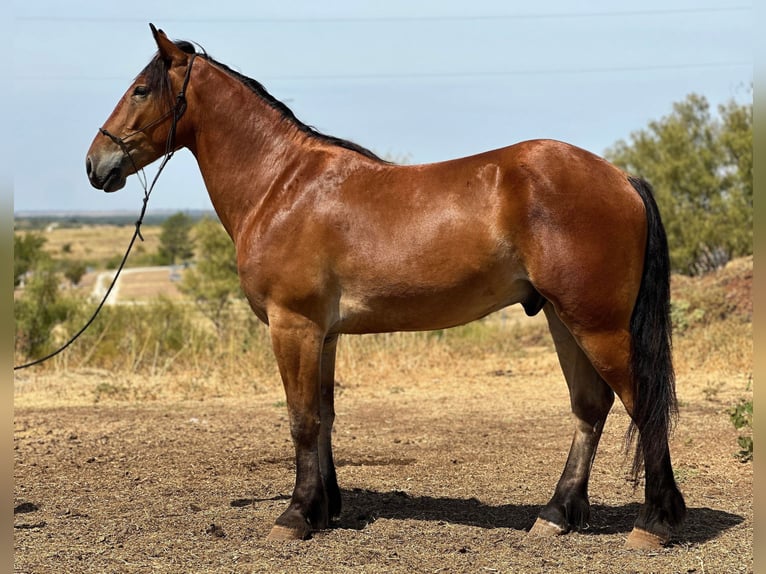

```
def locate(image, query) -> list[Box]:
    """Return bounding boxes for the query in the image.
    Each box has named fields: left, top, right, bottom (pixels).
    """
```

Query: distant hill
left=14, top=209, right=218, bottom=230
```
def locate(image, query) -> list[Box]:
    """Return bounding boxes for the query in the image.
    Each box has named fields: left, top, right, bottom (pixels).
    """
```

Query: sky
left=12, top=0, right=752, bottom=214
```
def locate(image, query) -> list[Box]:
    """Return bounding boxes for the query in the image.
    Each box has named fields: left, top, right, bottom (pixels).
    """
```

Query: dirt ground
left=14, top=332, right=753, bottom=574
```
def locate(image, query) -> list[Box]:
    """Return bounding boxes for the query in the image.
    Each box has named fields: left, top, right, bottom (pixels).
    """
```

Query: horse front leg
left=319, top=334, right=342, bottom=523
left=266, top=315, right=329, bottom=540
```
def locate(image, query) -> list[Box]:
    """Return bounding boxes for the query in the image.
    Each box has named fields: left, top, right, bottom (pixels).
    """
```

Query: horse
left=86, top=25, right=685, bottom=549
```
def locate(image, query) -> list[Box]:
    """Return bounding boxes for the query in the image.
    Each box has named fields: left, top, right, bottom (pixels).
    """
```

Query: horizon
left=14, top=208, right=217, bottom=217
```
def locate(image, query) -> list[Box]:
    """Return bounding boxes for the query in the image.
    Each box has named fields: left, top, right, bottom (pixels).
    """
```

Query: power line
left=14, top=6, right=753, bottom=24
left=15, top=60, right=752, bottom=83
left=260, top=61, right=754, bottom=81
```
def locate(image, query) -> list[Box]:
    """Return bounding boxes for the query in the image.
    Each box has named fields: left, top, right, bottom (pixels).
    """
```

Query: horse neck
left=183, top=60, right=312, bottom=240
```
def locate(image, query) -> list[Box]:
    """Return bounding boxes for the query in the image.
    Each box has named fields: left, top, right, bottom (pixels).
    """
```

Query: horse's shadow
left=235, top=488, right=742, bottom=544
left=330, top=488, right=743, bottom=544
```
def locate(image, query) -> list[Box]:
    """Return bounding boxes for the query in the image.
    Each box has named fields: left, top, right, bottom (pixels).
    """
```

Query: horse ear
left=149, top=23, right=187, bottom=66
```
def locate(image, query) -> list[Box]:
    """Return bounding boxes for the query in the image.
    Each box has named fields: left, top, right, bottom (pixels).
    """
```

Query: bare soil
left=14, top=260, right=753, bottom=573
left=14, top=370, right=752, bottom=572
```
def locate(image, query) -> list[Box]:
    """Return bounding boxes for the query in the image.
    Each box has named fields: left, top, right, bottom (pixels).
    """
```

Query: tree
left=14, top=232, right=47, bottom=287
left=62, top=260, right=87, bottom=286
left=157, top=212, right=194, bottom=265
left=179, top=218, right=242, bottom=332
left=605, top=93, right=752, bottom=275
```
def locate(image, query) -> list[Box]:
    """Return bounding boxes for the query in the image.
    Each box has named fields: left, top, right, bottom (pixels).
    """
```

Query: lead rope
left=14, top=55, right=197, bottom=371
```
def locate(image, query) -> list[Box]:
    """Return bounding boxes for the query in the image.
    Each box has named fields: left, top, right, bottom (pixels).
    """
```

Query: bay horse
left=86, top=25, right=685, bottom=549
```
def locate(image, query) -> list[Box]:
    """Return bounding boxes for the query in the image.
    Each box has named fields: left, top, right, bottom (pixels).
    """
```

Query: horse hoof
left=266, top=524, right=311, bottom=541
left=528, top=518, right=567, bottom=537
left=624, top=527, right=667, bottom=549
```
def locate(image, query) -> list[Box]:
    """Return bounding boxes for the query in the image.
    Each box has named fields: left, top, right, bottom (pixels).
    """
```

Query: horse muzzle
left=86, top=152, right=128, bottom=193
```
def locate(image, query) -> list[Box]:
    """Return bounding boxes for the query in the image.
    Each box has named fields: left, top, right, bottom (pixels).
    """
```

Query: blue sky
left=12, top=1, right=752, bottom=213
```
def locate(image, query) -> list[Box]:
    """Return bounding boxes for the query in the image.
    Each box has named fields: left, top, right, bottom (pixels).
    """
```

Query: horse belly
left=336, top=266, right=534, bottom=334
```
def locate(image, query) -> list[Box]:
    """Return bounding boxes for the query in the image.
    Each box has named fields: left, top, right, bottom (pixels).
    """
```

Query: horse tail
left=626, top=176, right=677, bottom=481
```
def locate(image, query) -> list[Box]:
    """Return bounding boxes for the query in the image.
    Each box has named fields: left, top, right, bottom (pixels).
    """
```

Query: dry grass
left=14, top=313, right=553, bottom=409
left=22, top=224, right=162, bottom=266
left=117, top=268, right=186, bottom=301
left=670, top=256, right=752, bottom=398
left=15, top=251, right=752, bottom=405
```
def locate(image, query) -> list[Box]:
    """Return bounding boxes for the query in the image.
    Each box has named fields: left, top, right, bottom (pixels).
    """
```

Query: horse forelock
left=136, top=40, right=199, bottom=110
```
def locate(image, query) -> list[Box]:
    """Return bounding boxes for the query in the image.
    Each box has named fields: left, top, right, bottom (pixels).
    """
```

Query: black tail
left=626, top=176, right=677, bottom=481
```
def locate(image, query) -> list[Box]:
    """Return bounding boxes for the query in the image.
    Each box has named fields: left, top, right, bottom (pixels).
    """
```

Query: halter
left=14, top=54, right=198, bottom=371
left=99, top=53, right=198, bottom=163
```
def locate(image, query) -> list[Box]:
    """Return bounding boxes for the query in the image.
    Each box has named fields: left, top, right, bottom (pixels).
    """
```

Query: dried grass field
left=31, top=224, right=163, bottom=265
left=14, top=254, right=753, bottom=573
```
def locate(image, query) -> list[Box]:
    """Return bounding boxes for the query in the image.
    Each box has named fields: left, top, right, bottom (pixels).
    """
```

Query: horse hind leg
left=563, top=325, right=686, bottom=549
left=530, top=303, right=615, bottom=537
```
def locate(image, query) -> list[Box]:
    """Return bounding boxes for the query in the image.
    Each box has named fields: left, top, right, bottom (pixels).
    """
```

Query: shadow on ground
left=232, top=488, right=743, bottom=545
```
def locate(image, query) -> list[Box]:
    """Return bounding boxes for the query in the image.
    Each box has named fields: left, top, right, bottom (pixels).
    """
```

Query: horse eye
left=132, top=85, right=150, bottom=97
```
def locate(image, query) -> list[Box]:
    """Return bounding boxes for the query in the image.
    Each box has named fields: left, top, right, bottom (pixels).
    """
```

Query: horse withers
left=86, top=25, right=686, bottom=548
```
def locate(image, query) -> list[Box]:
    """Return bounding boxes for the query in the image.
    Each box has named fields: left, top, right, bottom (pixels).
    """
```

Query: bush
left=68, top=297, right=209, bottom=372
left=62, top=260, right=87, bottom=286
left=47, top=295, right=273, bottom=380
left=729, top=387, right=753, bottom=463
left=670, top=300, right=705, bottom=334
left=179, top=218, right=242, bottom=333
left=15, top=262, right=79, bottom=360
left=14, top=232, right=47, bottom=287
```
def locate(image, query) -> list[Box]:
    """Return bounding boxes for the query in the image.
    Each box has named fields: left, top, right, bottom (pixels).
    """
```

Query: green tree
left=14, top=232, right=47, bottom=287
left=605, top=93, right=752, bottom=275
left=179, top=218, right=242, bottom=332
left=15, top=261, right=76, bottom=359
left=62, top=260, right=87, bottom=286
left=157, top=212, right=194, bottom=265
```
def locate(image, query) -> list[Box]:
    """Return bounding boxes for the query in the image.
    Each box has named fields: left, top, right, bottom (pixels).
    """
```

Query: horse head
left=86, top=24, right=195, bottom=192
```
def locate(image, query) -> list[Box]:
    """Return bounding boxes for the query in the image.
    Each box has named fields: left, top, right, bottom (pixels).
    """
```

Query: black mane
left=141, top=40, right=386, bottom=163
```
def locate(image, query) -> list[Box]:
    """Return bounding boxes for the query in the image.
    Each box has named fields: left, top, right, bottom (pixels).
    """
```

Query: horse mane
left=141, top=40, right=387, bottom=163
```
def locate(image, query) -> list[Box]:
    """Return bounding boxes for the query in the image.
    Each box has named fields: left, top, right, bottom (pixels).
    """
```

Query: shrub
left=15, top=262, right=79, bottom=359
left=729, top=391, right=753, bottom=462
left=68, top=297, right=210, bottom=373
left=62, top=260, right=87, bottom=286
left=14, top=232, right=48, bottom=287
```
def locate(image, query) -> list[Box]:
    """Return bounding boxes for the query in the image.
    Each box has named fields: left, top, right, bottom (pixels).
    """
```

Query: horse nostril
left=86, top=156, right=93, bottom=178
